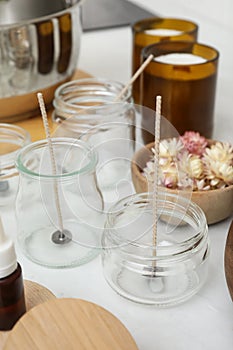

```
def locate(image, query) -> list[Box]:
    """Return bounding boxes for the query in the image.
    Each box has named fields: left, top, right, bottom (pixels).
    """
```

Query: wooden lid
left=0, top=280, right=55, bottom=347
left=3, top=298, right=138, bottom=350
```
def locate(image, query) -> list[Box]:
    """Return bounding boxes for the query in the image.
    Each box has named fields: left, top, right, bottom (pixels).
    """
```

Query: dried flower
left=178, top=152, right=204, bottom=180
left=143, top=132, right=233, bottom=191
left=180, top=131, right=208, bottom=156
left=203, top=142, right=233, bottom=165
left=204, top=160, right=233, bottom=188
left=194, top=179, right=210, bottom=191
left=159, top=138, right=184, bottom=159
left=159, top=163, right=179, bottom=189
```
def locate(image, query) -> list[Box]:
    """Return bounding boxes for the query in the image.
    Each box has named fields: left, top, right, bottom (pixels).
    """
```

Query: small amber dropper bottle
left=0, top=217, right=26, bottom=330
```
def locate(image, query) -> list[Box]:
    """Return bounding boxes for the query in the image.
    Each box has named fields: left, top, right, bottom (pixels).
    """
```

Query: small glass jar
left=102, top=191, right=209, bottom=307
left=52, top=78, right=136, bottom=191
left=15, top=138, right=104, bottom=268
left=52, top=78, right=134, bottom=136
left=0, top=123, right=30, bottom=207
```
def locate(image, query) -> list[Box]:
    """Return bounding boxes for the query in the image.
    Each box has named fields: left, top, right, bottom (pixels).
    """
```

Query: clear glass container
left=102, top=191, right=209, bottom=307
left=0, top=123, right=30, bottom=207
left=52, top=78, right=136, bottom=191
left=52, top=78, right=134, bottom=135
left=15, top=138, right=104, bottom=268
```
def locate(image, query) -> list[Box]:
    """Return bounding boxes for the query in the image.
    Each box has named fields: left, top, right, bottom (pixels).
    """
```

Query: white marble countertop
left=1, top=1, right=233, bottom=349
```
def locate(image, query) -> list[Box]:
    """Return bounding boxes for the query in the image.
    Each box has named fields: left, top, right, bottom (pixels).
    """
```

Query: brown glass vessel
left=141, top=41, right=219, bottom=144
left=132, top=17, right=198, bottom=104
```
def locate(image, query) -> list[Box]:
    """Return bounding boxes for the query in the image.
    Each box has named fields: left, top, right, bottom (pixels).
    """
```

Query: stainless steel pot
left=0, top=0, right=83, bottom=122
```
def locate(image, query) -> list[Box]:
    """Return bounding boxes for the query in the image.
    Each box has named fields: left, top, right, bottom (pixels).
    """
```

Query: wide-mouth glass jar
left=52, top=78, right=136, bottom=192
left=132, top=17, right=198, bottom=103
left=52, top=77, right=134, bottom=135
left=141, top=41, right=219, bottom=143
left=102, top=191, right=209, bottom=307
left=0, top=123, right=31, bottom=207
left=15, top=138, right=104, bottom=268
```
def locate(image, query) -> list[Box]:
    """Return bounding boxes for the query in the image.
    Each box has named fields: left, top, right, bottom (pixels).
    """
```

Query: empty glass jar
left=52, top=78, right=136, bottom=191
left=52, top=78, right=134, bottom=136
left=15, top=138, right=104, bottom=268
left=0, top=123, right=30, bottom=207
left=102, top=191, right=209, bottom=306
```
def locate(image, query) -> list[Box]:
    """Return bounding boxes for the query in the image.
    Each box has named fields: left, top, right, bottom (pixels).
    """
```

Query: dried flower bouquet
left=143, top=131, right=233, bottom=191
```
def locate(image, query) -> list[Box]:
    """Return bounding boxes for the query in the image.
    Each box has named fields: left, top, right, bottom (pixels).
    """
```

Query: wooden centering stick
left=114, top=54, right=154, bottom=102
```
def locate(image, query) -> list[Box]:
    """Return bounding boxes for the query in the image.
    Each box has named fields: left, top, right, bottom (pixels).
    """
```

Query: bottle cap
left=0, top=217, right=17, bottom=279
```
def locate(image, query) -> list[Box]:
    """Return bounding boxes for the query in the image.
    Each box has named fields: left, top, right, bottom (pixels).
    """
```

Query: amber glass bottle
left=0, top=218, right=26, bottom=330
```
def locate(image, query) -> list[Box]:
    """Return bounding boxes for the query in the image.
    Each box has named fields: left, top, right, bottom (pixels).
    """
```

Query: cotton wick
left=37, top=93, right=71, bottom=244
left=114, top=54, right=154, bottom=102
left=152, top=95, right=161, bottom=247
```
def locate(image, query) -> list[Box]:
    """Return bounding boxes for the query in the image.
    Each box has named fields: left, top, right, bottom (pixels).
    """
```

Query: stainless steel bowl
left=0, top=0, right=83, bottom=122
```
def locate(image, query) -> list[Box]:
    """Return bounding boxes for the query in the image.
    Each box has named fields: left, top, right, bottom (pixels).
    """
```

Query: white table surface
left=1, top=1, right=233, bottom=349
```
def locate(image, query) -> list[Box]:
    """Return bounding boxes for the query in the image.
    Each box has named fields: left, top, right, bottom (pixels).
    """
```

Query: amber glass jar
left=132, top=17, right=198, bottom=103
left=141, top=41, right=219, bottom=144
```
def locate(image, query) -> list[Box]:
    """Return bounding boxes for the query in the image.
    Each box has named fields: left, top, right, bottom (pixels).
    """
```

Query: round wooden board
left=0, top=280, right=55, bottom=348
left=224, top=220, right=233, bottom=301
left=3, top=298, right=138, bottom=350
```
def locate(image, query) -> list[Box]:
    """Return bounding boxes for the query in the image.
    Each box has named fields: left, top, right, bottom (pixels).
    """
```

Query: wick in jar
left=143, top=96, right=163, bottom=292
left=37, top=93, right=72, bottom=245
left=152, top=96, right=161, bottom=250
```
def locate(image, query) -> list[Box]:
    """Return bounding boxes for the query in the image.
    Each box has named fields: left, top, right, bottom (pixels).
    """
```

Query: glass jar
left=52, top=78, right=136, bottom=192
left=15, top=138, right=104, bottom=268
left=132, top=17, right=198, bottom=103
left=141, top=41, right=219, bottom=143
left=0, top=123, right=30, bottom=207
left=52, top=78, right=134, bottom=136
left=102, top=191, right=209, bottom=306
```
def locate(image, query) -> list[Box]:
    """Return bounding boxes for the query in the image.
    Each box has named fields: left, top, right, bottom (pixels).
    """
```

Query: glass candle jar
left=52, top=78, right=136, bottom=191
left=0, top=123, right=30, bottom=207
left=141, top=41, right=219, bottom=144
left=15, top=138, right=104, bottom=268
left=52, top=78, right=134, bottom=136
left=132, top=17, right=198, bottom=103
left=102, top=191, right=209, bottom=306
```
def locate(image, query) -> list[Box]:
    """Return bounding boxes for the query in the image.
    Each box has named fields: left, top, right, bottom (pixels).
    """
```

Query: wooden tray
left=224, top=220, right=233, bottom=301
left=3, top=298, right=138, bottom=350
left=0, top=280, right=55, bottom=348
left=15, top=69, right=91, bottom=142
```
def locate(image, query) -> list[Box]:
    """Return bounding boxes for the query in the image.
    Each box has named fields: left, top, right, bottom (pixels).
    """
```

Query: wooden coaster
left=0, top=280, right=55, bottom=348
left=225, top=220, right=233, bottom=301
left=3, top=298, right=138, bottom=350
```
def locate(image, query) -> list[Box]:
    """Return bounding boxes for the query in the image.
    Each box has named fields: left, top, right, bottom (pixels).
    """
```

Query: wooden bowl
left=131, top=142, right=233, bottom=225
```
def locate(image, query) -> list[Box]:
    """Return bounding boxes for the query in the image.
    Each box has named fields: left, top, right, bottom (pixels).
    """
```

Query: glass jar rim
left=15, top=137, right=98, bottom=179
left=133, top=16, right=198, bottom=33
left=0, top=123, right=31, bottom=166
left=142, top=40, right=219, bottom=65
left=53, top=77, right=132, bottom=119
left=104, top=191, right=208, bottom=257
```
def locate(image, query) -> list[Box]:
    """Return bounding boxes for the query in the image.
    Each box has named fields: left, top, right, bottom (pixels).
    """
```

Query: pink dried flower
left=180, top=131, right=208, bottom=156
